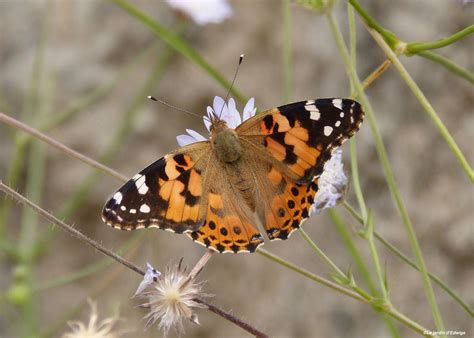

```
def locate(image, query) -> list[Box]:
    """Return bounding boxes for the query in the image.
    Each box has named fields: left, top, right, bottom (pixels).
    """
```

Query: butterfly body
left=211, top=124, right=242, bottom=163
left=102, top=98, right=364, bottom=253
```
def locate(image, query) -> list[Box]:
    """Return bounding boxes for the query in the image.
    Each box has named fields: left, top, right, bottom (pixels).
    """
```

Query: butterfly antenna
left=218, top=54, right=244, bottom=120
left=147, top=96, right=202, bottom=120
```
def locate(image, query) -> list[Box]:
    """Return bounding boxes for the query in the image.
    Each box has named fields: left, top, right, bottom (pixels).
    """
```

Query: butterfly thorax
left=210, top=120, right=243, bottom=163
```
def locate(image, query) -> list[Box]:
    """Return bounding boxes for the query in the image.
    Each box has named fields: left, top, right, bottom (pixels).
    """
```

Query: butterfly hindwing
left=102, top=143, right=211, bottom=234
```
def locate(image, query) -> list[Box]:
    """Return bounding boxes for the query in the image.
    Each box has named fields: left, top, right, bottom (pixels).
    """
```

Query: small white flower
left=62, top=300, right=123, bottom=338
left=311, top=149, right=348, bottom=215
left=138, top=260, right=208, bottom=336
left=165, top=0, right=232, bottom=25
left=177, top=96, right=256, bottom=147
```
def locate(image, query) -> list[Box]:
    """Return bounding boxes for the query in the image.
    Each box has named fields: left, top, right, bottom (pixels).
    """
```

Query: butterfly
left=102, top=97, right=364, bottom=253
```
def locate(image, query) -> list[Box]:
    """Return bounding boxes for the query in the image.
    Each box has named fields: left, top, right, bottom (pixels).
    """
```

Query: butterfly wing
left=237, top=98, right=364, bottom=184
left=102, top=142, right=211, bottom=234
left=237, top=98, right=364, bottom=240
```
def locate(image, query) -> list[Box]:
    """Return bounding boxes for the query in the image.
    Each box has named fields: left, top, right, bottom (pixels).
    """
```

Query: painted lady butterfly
left=102, top=97, right=364, bottom=253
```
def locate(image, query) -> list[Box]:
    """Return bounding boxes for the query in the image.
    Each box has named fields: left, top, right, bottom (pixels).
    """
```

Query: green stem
left=364, top=211, right=389, bottom=300
left=326, top=11, right=446, bottom=335
left=368, top=28, right=473, bottom=182
left=256, top=248, right=369, bottom=302
left=257, top=248, right=430, bottom=335
left=343, top=201, right=474, bottom=317
left=347, top=0, right=398, bottom=49
left=298, top=228, right=346, bottom=277
left=282, top=0, right=292, bottom=101
left=417, top=50, right=474, bottom=85
left=405, top=25, right=474, bottom=54
left=328, top=209, right=401, bottom=337
left=111, top=0, right=246, bottom=103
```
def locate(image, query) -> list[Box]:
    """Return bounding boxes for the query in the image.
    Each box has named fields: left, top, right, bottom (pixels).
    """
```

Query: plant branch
left=195, top=298, right=268, bottom=338
left=417, top=50, right=474, bottom=85
left=0, top=113, right=128, bottom=182
left=342, top=201, right=474, bottom=317
left=0, top=181, right=267, bottom=337
left=366, top=27, right=473, bottom=182
left=405, top=25, right=474, bottom=54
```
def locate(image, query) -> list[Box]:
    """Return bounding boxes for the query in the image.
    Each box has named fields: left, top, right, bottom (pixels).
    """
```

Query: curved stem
left=405, top=25, right=474, bottom=54
left=367, top=27, right=473, bottom=182
left=417, top=50, right=474, bottom=85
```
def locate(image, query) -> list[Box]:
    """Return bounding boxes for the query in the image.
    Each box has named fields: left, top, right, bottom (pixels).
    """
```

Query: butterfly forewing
left=237, top=98, right=364, bottom=184
left=102, top=142, right=211, bottom=233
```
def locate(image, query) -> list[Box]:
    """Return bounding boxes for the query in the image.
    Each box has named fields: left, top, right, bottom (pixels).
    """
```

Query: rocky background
left=0, top=1, right=473, bottom=337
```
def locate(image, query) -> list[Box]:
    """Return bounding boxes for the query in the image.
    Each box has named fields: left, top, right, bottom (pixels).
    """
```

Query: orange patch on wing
left=165, top=181, right=186, bottom=222
left=265, top=137, right=286, bottom=161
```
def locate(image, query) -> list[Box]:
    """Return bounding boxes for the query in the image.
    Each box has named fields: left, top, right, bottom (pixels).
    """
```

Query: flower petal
left=203, top=115, right=211, bottom=132
left=243, top=97, right=256, bottom=121
left=212, top=96, right=227, bottom=119
left=186, top=129, right=207, bottom=142
left=221, top=98, right=241, bottom=128
left=166, top=0, right=232, bottom=26
left=176, top=134, right=197, bottom=147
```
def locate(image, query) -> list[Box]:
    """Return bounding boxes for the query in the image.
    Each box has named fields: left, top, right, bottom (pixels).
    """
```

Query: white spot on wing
left=135, top=175, right=149, bottom=195
left=120, top=206, right=126, bottom=211
left=335, top=121, right=341, bottom=127
left=310, top=111, right=320, bottom=121
left=130, top=209, right=136, bottom=214
left=306, top=104, right=320, bottom=120
left=332, top=98, right=342, bottom=110
left=324, top=126, right=333, bottom=136
left=133, top=174, right=141, bottom=181
left=306, top=99, right=315, bottom=105
left=140, top=204, right=151, bottom=213
left=340, top=112, right=344, bottom=118
left=113, top=192, right=123, bottom=204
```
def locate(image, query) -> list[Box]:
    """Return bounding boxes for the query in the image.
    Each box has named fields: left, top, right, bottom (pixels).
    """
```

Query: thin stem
left=256, top=248, right=369, bottom=302
left=327, top=209, right=401, bottom=338
left=405, top=25, right=474, bottom=54
left=327, top=11, right=446, bottom=335
left=188, top=249, right=214, bottom=281
left=0, top=181, right=267, bottom=337
left=417, top=50, right=474, bottom=85
left=0, top=113, right=128, bottom=182
left=347, top=0, right=398, bottom=49
left=367, top=28, right=473, bottom=183
left=298, top=228, right=345, bottom=277
left=358, top=59, right=392, bottom=94
left=195, top=298, right=268, bottom=338
left=364, top=212, right=389, bottom=301
left=342, top=201, right=474, bottom=317
left=0, top=181, right=145, bottom=276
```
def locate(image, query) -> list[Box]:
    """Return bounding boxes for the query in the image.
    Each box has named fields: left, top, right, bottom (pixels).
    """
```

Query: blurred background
left=0, top=0, right=473, bottom=337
